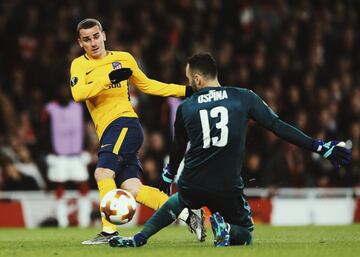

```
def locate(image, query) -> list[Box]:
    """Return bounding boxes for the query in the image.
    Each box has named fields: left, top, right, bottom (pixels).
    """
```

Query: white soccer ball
left=100, top=189, right=137, bottom=225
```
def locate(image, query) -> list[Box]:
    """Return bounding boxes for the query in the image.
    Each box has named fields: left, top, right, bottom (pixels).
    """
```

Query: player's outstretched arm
left=248, top=90, right=352, bottom=169
left=126, top=53, right=192, bottom=98
left=265, top=119, right=352, bottom=169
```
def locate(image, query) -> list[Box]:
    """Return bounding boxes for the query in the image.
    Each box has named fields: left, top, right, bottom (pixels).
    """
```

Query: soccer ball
left=100, top=189, right=137, bottom=225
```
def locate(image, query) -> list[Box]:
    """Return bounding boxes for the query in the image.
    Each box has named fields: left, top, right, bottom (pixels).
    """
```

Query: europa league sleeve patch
left=70, top=77, right=78, bottom=87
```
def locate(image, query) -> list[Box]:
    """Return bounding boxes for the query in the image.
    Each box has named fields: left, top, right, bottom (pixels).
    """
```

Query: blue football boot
left=210, top=212, right=230, bottom=247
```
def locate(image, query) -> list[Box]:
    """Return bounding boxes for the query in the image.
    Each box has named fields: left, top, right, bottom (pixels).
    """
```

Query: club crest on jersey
left=112, top=62, right=122, bottom=70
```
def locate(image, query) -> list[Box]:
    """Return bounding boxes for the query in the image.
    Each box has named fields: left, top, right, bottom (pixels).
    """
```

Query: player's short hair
left=77, top=18, right=103, bottom=34
left=187, top=52, right=218, bottom=79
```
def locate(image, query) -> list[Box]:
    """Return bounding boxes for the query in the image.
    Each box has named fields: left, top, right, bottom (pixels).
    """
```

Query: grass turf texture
left=0, top=225, right=359, bottom=257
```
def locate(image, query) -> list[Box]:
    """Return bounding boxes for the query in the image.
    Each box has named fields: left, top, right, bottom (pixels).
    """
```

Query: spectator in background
left=0, top=0, right=359, bottom=190
left=141, top=156, right=159, bottom=185
left=84, top=120, right=101, bottom=190
left=146, top=131, right=167, bottom=171
left=0, top=157, right=39, bottom=191
left=242, top=152, right=264, bottom=188
left=161, top=97, right=182, bottom=138
left=261, top=134, right=295, bottom=188
left=0, top=91, right=17, bottom=137
left=41, top=85, right=91, bottom=227
left=348, top=122, right=360, bottom=187
left=14, top=143, right=46, bottom=190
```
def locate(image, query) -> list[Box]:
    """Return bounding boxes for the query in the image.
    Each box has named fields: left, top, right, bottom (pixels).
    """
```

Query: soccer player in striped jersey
left=70, top=18, right=204, bottom=244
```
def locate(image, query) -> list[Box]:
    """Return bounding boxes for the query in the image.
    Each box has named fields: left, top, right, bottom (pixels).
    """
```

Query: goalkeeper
left=109, top=52, right=352, bottom=248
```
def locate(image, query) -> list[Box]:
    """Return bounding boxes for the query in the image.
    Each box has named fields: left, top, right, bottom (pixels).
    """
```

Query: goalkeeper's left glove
left=312, top=140, right=352, bottom=169
left=156, top=164, right=175, bottom=195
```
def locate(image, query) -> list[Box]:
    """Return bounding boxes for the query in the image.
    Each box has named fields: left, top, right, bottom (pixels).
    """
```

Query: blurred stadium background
left=0, top=0, right=359, bottom=228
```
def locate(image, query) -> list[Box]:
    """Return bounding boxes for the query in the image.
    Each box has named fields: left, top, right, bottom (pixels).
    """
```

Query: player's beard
left=190, top=79, right=198, bottom=92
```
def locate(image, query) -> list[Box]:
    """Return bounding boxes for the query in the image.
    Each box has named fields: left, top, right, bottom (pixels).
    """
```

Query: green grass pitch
left=0, top=225, right=359, bottom=257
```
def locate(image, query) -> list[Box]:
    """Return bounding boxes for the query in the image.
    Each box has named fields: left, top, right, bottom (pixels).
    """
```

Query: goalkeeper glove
left=312, top=140, right=352, bottom=169
left=157, top=164, right=175, bottom=195
left=109, top=68, right=132, bottom=84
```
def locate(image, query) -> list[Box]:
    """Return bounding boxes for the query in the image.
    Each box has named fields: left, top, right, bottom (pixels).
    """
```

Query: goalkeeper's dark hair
left=77, top=18, right=103, bottom=34
left=187, top=52, right=218, bottom=79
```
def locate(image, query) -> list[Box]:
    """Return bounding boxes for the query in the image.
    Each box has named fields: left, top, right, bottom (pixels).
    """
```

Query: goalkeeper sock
left=97, top=178, right=117, bottom=233
left=141, top=193, right=185, bottom=238
left=229, top=224, right=253, bottom=245
left=133, top=233, right=148, bottom=247
left=135, top=185, right=169, bottom=210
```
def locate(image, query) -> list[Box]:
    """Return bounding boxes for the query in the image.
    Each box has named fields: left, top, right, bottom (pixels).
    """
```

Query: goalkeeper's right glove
left=109, top=68, right=132, bottom=84
left=157, top=164, right=175, bottom=195
left=312, top=140, right=352, bottom=169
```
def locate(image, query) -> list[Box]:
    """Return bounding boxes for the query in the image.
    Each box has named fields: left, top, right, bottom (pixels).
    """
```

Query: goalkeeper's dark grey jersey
left=170, top=87, right=313, bottom=195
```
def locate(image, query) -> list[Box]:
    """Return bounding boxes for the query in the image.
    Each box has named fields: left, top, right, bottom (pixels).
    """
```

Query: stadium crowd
left=0, top=0, right=359, bottom=191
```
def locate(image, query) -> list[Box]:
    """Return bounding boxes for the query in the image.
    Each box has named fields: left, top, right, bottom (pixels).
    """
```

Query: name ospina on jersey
left=198, top=90, right=228, bottom=103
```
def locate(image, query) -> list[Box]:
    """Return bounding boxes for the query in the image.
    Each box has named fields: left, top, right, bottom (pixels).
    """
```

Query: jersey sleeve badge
left=70, top=77, right=78, bottom=87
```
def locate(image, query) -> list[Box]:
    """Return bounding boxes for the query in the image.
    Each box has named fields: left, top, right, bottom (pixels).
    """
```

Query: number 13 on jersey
left=199, top=106, right=229, bottom=149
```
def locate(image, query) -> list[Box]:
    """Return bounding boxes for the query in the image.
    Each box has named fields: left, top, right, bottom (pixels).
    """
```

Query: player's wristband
left=312, top=139, right=338, bottom=158
left=312, top=139, right=324, bottom=153
left=162, top=173, right=173, bottom=183
left=162, top=165, right=175, bottom=183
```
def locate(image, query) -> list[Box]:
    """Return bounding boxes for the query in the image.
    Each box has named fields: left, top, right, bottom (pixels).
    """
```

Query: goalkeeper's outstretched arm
left=248, top=90, right=351, bottom=168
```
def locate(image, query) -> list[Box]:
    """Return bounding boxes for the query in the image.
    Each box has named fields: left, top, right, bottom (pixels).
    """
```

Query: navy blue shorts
left=97, top=117, right=144, bottom=186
